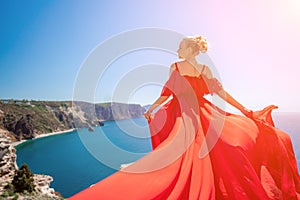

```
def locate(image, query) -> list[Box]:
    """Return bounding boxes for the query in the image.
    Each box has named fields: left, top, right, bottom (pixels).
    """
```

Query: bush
left=12, top=163, right=35, bottom=193
left=1, top=192, right=8, bottom=198
left=12, top=194, right=19, bottom=200
left=4, top=182, right=14, bottom=191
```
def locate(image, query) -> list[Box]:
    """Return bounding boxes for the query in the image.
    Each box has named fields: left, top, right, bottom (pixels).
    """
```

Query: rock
left=0, top=109, right=4, bottom=128
left=98, top=121, right=104, bottom=126
left=95, top=102, right=146, bottom=121
left=33, top=174, right=57, bottom=198
left=0, top=131, right=18, bottom=192
left=0, top=100, right=146, bottom=141
left=0, top=130, right=62, bottom=199
left=14, top=114, right=34, bottom=140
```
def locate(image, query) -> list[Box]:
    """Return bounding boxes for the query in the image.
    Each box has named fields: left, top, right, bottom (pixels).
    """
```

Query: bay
left=16, top=118, right=152, bottom=198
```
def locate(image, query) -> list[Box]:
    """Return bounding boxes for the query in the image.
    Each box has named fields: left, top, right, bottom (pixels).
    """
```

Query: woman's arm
left=144, top=64, right=176, bottom=121
left=216, top=89, right=252, bottom=117
left=203, top=66, right=252, bottom=117
left=144, top=96, right=169, bottom=121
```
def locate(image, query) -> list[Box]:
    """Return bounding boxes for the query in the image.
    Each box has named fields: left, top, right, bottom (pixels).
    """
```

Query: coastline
left=12, top=128, right=76, bottom=147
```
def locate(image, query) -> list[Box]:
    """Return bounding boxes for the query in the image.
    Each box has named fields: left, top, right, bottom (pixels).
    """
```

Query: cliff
left=0, top=100, right=146, bottom=142
left=0, top=129, right=62, bottom=199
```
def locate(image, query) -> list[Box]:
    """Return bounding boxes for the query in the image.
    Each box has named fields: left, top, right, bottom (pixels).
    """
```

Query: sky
left=1, top=0, right=300, bottom=112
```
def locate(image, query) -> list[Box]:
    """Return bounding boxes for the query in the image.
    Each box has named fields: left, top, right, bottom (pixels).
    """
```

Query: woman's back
left=167, top=62, right=217, bottom=99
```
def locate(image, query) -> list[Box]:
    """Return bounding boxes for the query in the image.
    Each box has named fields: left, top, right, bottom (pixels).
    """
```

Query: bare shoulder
left=170, top=63, right=177, bottom=70
left=169, top=63, right=177, bottom=76
left=202, top=65, right=214, bottom=79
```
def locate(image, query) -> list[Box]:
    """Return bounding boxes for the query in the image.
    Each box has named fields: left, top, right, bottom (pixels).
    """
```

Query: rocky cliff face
left=4, top=114, right=35, bottom=140
left=0, top=101, right=146, bottom=141
left=0, top=100, right=146, bottom=198
left=0, top=129, right=18, bottom=188
left=95, top=102, right=145, bottom=121
left=0, top=130, right=61, bottom=199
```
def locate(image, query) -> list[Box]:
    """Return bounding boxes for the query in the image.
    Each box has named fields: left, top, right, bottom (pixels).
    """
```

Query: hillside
left=0, top=100, right=146, bottom=142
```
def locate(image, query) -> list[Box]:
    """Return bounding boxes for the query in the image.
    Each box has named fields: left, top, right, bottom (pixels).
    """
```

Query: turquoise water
left=16, top=118, right=152, bottom=198
left=16, top=115, right=300, bottom=198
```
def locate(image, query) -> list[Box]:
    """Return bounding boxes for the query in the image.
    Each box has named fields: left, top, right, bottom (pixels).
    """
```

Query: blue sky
left=1, top=0, right=300, bottom=112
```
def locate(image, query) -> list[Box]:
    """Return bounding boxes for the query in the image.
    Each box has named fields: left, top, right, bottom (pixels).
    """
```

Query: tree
left=11, top=163, right=35, bottom=193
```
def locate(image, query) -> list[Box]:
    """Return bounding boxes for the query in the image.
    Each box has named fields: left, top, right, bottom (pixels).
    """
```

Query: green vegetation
left=1, top=164, right=35, bottom=199
left=11, top=163, right=35, bottom=193
left=98, top=102, right=112, bottom=107
left=0, top=99, right=145, bottom=141
left=0, top=190, right=18, bottom=200
left=0, top=100, right=67, bottom=140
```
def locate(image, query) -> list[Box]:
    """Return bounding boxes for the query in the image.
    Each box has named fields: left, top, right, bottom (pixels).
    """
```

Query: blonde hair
left=183, top=35, right=208, bottom=55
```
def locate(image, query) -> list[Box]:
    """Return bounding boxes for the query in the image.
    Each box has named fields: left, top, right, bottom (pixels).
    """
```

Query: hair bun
left=183, top=35, right=208, bottom=55
left=194, top=36, right=208, bottom=53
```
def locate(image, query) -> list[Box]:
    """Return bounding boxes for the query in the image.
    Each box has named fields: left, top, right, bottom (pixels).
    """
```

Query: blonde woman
left=70, top=36, right=300, bottom=200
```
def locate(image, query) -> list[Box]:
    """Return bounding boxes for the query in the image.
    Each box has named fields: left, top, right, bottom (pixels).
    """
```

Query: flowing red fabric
left=70, top=64, right=300, bottom=200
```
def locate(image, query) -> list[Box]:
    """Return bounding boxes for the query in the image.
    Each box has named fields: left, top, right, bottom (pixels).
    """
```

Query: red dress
left=70, top=63, right=300, bottom=200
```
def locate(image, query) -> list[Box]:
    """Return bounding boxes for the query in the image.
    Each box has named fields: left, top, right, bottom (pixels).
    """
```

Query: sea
left=16, top=114, right=300, bottom=198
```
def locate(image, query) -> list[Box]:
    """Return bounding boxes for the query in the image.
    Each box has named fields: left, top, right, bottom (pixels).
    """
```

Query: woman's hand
left=215, top=88, right=254, bottom=119
left=241, top=107, right=253, bottom=118
left=144, top=96, right=169, bottom=121
left=144, top=110, right=153, bottom=121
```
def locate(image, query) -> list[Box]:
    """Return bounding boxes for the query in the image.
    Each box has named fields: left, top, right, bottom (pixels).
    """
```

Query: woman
left=70, top=36, right=300, bottom=200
